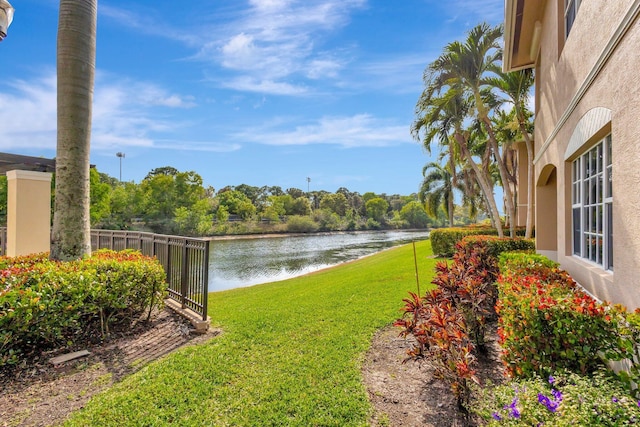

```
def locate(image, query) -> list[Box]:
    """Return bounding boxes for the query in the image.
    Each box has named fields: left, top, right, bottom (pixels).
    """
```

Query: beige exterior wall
left=532, top=0, right=640, bottom=308
left=6, top=170, right=52, bottom=257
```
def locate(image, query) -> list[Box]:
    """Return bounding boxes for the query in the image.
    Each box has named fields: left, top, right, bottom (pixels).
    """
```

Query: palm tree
left=488, top=68, right=535, bottom=238
left=419, top=161, right=456, bottom=227
left=413, top=86, right=505, bottom=236
left=50, top=0, right=97, bottom=261
left=427, top=23, right=517, bottom=236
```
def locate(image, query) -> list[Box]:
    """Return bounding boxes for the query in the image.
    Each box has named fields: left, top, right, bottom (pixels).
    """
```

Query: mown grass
left=65, top=240, right=438, bottom=427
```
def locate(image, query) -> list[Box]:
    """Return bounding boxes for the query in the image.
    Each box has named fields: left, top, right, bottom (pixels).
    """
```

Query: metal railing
left=91, top=230, right=210, bottom=321
left=0, top=227, right=210, bottom=320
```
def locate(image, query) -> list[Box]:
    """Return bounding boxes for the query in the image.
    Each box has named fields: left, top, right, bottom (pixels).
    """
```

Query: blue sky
left=0, top=0, right=503, bottom=195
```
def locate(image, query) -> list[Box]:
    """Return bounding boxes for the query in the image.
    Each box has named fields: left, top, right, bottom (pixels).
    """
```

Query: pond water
left=208, top=230, right=430, bottom=292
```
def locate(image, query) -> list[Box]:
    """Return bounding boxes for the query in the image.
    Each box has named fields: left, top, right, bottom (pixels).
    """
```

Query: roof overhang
left=0, top=153, right=56, bottom=175
left=503, top=0, right=547, bottom=72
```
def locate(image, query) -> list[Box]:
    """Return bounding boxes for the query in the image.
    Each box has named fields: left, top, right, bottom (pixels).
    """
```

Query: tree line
left=85, top=166, right=456, bottom=236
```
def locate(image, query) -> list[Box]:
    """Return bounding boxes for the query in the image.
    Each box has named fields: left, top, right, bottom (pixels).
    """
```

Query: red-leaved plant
left=394, top=289, right=479, bottom=409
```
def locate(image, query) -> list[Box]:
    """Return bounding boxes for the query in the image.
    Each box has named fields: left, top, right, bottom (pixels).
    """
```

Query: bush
left=286, top=215, right=319, bottom=233
left=430, top=226, right=528, bottom=257
left=474, top=370, right=640, bottom=425
left=0, top=250, right=166, bottom=368
left=496, top=252, right=625, bottom=378
left=395, top=290, right=478, bottom=409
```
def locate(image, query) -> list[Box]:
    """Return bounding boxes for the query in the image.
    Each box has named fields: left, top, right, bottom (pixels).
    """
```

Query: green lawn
left=65, top=240, right=438, bottom=427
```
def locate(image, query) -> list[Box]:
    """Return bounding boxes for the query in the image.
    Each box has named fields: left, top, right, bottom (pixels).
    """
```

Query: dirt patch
left=362, top=324, right=505, bottom=427
left=0, top=309, right=219, bottom=427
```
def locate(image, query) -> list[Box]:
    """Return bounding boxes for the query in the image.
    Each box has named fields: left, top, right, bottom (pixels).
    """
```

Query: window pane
left=607, top=167, right=612, bottom=198
left=597, top=175, right=603, bottom=203
left=597, top=236, right=603, bottom=265
left=589, top=235, right=597, bottom=262
left=607, top=202, right=613, bottom=270
left=573, top=208, right=581, bottom=255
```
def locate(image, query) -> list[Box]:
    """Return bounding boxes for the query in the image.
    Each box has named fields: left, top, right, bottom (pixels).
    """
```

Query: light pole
left=0, top=0, right=14, bottom=41
left=306, top=177, right=311, bottom=194
left=116, top=152, right=125, bottom=181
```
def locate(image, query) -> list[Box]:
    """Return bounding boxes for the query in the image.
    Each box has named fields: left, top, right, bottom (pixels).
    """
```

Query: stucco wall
left=534, top=0, right=640, bottom=308
left=6, top=170, right=52, bottom=257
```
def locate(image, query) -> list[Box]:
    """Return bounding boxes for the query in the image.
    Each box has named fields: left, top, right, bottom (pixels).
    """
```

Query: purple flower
left=548, top=375, right=555, bottom=385
left=551, top=389, right=563, bottom=402
left=612, top=397, right=619, bottom=403
left=492, top=412, right=502, bottom=421
left=510, top=407, right=521, bottom=419
left=538, top=393, right=559, bottom=413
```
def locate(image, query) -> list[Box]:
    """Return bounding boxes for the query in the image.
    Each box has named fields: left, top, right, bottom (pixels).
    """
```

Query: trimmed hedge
left=0, top=250, right=166, bottom=367
left=430, top=226, right=528, bottom=257
left=496, top=252, right=625, bottom=378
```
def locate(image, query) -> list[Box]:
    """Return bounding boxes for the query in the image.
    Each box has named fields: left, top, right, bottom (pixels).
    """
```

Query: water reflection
left=209, top=230, right=430, bottom=291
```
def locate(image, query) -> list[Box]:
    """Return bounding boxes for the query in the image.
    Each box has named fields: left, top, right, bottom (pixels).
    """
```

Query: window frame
left=564, top=0, right=582, bottom=39
left=572, top=134, right=613, bottom=271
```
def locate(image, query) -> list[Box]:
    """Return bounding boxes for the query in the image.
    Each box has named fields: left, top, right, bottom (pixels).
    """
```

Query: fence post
left=181, top=239, right=188, bottom=310
left=202, top=240, right=210, bottom=321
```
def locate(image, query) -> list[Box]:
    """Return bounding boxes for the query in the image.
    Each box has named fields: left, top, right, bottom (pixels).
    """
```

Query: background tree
left=399, top=201, right=430, bottom=229
left=319, top=193, right=349, bottom=216
left=89, top=168, right=111, bottom=226
left=365, top=197, right=389, bottom=223
left=51, top=0, right=97, bottom=260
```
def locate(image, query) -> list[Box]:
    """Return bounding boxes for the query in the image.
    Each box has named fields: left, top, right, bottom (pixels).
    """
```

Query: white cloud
left=234, top=114, right=412, bottom=148
left=221, top=77, right=308, bottom=96
left=0, top=71, right=219, bottom=153
left=196, top=1, right=365, bottom=93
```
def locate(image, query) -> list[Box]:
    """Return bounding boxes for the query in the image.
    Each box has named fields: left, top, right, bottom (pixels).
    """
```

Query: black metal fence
left=0, top=228, right=210, bottom=320
left=90, top=230, right=210, bottom=321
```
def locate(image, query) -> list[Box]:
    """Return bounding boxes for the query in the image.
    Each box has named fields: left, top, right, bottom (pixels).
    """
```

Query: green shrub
left=286, top=215, right=319, bottom=233
left=0, top=250, right=166, bottom=368
left=497, top=253, right=624, bottom=378
left=474, top=370, right=640, bottom=426
left=430, top=226, right=529, bottom=257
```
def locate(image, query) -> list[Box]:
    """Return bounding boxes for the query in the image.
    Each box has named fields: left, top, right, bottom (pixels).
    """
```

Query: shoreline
left=204, top=228, right=431, bottom=241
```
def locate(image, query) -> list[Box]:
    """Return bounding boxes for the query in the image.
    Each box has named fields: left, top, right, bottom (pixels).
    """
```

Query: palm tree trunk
left=482, top=116, right=517, bottom=237
left=454, top=132, right=504, bottom=237
left=447, top=153, right=456, bottom=227
left=50, top=0, right=97, bottom=261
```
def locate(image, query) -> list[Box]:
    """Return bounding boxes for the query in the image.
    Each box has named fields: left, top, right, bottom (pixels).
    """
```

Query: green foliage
left=430, top=225, right=528, bottom=257
left=365, top=197, right=389, bottom=222
left=216, top=190, right=254, bottom=217
left=312, top=209, right=341, bottom=231
left=289, top=196, right=312, bottom=216
left=174, top=199, right=214, bottom=236
left=497, top=253, right=624, bottom=378
left=319, top=192, right=349, bottom=216
left=286, top=215, right=319, bottom=233
left=474, top=370, right=640, bottom=426
left=90, top=168, right=112, bottom=226
left=0, top=251, right=166, bottom=368
left=399, top=200, right=430, bottom=229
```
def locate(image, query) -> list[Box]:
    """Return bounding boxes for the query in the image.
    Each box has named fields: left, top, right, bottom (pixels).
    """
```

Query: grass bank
left=65, top=240, right=438, bottom=426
